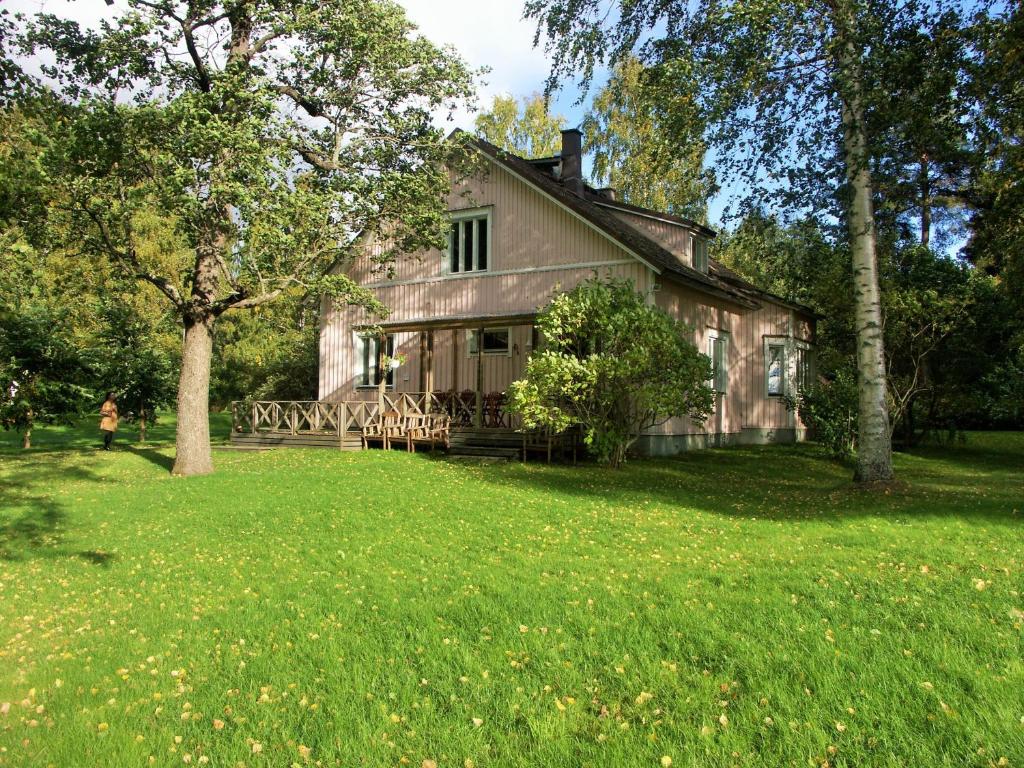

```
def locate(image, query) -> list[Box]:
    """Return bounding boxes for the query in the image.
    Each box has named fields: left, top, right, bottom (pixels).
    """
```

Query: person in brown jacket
left=99, top=392, right=118, bottom=451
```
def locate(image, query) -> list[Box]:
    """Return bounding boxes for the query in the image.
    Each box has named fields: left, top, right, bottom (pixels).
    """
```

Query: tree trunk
left=172, top=316, right=215, bottom=476
left=839, top=48, right=894, bottom=483
left=139, top=402, right=147, bottom=442
left=22, top=427, right=31, bottom=449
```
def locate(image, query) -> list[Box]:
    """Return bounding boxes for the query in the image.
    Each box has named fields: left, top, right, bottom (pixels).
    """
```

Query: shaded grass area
left=0, top=428, right=1021, bottom=767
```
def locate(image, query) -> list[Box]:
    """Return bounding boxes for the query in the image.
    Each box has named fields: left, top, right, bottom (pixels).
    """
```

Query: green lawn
left=1, top=419, right=1022, bottom=767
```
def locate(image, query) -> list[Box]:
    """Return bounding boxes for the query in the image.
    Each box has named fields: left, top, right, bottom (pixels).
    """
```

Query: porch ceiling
left=364, top=311, right=538, bottom=333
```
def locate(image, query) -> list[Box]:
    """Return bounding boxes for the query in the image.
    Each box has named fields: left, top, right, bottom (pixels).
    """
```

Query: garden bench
left=362, top=409, right=403, bottom=449
left=405, top=413, right=451, bottom=453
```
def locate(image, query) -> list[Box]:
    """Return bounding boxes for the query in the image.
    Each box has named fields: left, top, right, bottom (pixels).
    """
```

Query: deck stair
left=229, top=431, right=363, bottom=451
left=448, top=428, right=522, bottom=460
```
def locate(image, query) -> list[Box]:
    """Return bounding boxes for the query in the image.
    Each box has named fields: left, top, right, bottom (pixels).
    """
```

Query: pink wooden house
left=317, top=129, right=815, bottom=455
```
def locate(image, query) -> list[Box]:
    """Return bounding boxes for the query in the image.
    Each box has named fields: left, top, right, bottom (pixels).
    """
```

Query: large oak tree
left=21, top=0, right=474, bottom=475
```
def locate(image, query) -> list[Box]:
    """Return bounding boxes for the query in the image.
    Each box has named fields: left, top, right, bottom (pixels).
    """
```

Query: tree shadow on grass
left=127, top=446, right=175, bottom=472
left=0, top=456, right=117, bottom=565
left=465, top=439, right=1024, bottom=523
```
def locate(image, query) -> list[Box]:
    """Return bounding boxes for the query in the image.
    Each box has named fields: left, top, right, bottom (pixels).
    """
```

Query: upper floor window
left=448, top=208, right=490, bottom=274
left=691, top=235, right=708, bottom=273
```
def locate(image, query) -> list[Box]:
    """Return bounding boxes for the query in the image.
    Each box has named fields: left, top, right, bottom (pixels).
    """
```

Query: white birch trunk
left=838, top=45, right=894, bottom=483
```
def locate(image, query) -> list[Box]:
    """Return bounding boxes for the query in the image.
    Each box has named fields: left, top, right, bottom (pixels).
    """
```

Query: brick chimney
left=560, top=128, right=583, bottom=195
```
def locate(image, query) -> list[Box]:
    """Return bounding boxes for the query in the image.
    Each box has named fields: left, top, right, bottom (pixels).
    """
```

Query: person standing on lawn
left=99, top=392, right=119, bottom=451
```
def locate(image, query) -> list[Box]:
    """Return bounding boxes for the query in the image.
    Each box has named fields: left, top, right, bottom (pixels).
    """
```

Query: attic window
left=691, top=235, right=709, bottom=273
left=448, top=208, right=490, bottom=274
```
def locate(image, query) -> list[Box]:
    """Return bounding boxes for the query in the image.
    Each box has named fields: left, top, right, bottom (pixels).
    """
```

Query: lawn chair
left=362, top=409, right=402, bottom=449
left=407, top=412, right=451, bottom=453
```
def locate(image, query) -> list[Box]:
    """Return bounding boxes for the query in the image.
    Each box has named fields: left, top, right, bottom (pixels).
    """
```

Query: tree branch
left=81, top=204, right=184, bottom=308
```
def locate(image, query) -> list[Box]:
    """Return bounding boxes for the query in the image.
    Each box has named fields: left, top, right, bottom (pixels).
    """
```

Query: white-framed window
left=467, top=327, right=511, bottom=356
left=447, top=207, right=491, bottom=274
left=691, top=234, right=708, bottom=273
left=763, top=336, right=814, bottom=397
left=766, top=342, right=787, bottom=397
left=356, top=334, right=395, bottom=388
left=707, top=329, right=729, bottom=394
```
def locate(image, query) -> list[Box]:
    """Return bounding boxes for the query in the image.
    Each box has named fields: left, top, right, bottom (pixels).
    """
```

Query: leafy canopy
left=583, top=55, right=714, bottom=220
left=508, top=278, right=713, bottom=467
left=22, top=0, right=477, bottom=319
left=474, top=93, right=565, bottom=158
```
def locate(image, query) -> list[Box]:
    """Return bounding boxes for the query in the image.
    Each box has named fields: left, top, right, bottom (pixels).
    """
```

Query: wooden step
left=448, top=445, right=521, bottom=460
left=230, top=432, right=361, bottom=450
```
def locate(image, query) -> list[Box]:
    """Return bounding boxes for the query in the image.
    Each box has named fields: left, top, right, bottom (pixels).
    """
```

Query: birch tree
left=524, top=0, right=975, bottom=481
left=584, top=55, right=713, bottom=220
left=474, top=93, right=565, bottom=158
left=21, top=0, right=474, bottom=475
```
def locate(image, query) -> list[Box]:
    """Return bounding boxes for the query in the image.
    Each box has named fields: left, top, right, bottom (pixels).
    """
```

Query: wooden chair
left=407, top=413, right=451, bottom=453
left=362, top=409, right=402, bottom=449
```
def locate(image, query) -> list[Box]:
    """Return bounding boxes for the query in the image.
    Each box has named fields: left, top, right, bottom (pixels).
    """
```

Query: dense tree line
left=520, top=0, right=1022, bottom=478
left=2, top=0, right=1020, bottom=480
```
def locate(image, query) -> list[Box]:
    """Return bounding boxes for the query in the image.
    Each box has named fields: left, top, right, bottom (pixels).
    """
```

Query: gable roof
left=456, top=133, right=820, bottom=319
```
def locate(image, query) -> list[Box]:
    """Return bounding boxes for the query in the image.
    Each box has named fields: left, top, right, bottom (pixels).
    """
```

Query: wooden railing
left=231, top=391, right=518, bottom=436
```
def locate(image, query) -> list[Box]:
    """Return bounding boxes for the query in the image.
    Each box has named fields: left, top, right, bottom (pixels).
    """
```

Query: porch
left=228, top=392, right=524, bottom=457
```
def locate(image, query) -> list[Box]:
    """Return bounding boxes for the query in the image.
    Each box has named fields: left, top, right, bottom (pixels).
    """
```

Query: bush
left=786, top=370, right=858, bottom=459
left=507, top=277, right=714, bottom=467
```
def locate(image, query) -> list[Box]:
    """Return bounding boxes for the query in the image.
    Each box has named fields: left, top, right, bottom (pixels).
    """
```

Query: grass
left=0, top=418, right=1022, bottom=768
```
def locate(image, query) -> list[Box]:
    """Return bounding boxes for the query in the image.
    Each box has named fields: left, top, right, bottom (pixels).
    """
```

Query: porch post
left=376, top=332, right=385, bottom=410
left=426, top=330, right=435, bottom=396
left=419, top=331, right=427, bottom=394
left=452, top=328, right=459, bottom=392
left=474, top=325, right=484, bottom=428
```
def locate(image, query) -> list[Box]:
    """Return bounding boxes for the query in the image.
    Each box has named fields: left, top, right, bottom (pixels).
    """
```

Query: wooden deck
left=228, top=397, right=579, bottom=461
left=229, top=396, right=524, bottom=456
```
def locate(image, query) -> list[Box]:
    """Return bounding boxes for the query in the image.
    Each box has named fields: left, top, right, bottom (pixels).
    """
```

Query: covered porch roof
left=361, top=310, right=538, bottom=334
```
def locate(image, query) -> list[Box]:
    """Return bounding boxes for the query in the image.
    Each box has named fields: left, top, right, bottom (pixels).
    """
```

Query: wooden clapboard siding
left=606, top=209, right=699, bottom=267
left=347, top=161, right=641, bottom=286
left=650, top=279, right=809, bottom=437
left=319, top=156, right=656, bottom=401
left=320, top=261, right=651, bottom=401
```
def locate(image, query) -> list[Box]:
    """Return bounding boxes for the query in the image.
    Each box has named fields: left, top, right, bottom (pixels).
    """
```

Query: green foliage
left=0, top=305, right=92, bottom=443
left=210, top=292, right=319, bottom=405
left=786, top=372, right=858, bottom=460
left=508, top=278, right=713, bottom=466
left=881, top=244, right=978, bottom=442
left=583, top=56, right=713, bottom=220
left=84, top=298, right=178, bottom=428
left=15, top=1, right=476, bottom=471
left=474, top=93, right=565, bottom=158
left=963, top=5, right=1024, bottom=287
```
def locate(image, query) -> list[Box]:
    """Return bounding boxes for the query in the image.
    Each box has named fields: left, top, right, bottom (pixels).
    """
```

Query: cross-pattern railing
left=231, top=391, right=519, bottom=437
